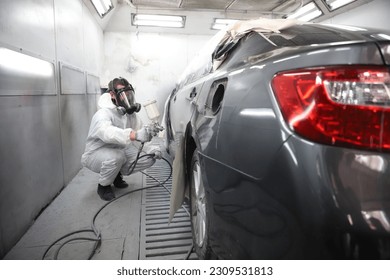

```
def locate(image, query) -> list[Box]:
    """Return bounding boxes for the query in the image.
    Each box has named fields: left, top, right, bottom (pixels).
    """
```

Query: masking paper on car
left=212, top=17, right=303, bottom=70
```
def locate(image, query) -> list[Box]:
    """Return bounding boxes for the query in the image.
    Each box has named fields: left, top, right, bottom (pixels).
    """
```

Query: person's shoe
left=113, top=173, right=129, bottom=189
left=97, top=184, right=115, bottom=201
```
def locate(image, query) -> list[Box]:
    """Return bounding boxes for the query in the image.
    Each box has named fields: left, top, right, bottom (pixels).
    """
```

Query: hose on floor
left=41, top=146, right=194, bottom=260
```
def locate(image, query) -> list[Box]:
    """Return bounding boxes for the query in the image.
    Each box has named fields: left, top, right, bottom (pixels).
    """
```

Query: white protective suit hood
left=98, top=92, right=118, bottom=110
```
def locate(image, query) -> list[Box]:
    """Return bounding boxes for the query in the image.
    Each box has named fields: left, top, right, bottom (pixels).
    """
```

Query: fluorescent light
left=0, top=48, right=53, bottom=77
left=287, top=2, right=322, bottom=21
left=211, top=18, right=239, bottom=30
left=132, top=14, right=185, bottom=28
left=325, top=0, right=356, bottom=11
left=272, top=0, right=300, bottom=12
left=91, top=0, right=113, bottom=17
left=102, top=0, right=112, bottom=10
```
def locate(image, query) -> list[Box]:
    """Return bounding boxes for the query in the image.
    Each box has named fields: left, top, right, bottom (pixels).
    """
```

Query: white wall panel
left=320, top=0, right=390, bottom=30
left=0, top=95, right=64, bottom=259
left=60, top=94, right=90, bottom=184
left=103, top=32, right=210, bottom=122
left=0, top=46, right=56, bottom=96
left=55, top=0, right=84, bottom=67
left=0, top=0, right=104, bottom=258
left=86, top=74, right=101, bottom=121
left=83, top=7, right=104, bottom=75
left=0, top=0, right=56, bottom=59
left=60, top=63, right=86, bottom=95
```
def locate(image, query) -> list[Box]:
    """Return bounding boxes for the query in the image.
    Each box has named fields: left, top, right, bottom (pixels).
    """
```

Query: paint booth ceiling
left=93, top=0, right=374, bottom=34
left=125, top=0, right=371, bottom=16
left=129, top=0, right=301, bottom=12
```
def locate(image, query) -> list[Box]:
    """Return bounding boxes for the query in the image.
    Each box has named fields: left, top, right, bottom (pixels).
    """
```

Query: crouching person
left=81, top=77, right=162, bottom=201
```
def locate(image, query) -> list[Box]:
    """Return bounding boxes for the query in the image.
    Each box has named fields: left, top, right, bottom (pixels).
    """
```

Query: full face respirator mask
left=109, top=78, right=141, bottom=115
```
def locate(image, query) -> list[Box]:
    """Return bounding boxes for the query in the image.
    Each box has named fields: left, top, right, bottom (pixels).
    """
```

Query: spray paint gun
left=143, top=99, right=164, bottom=136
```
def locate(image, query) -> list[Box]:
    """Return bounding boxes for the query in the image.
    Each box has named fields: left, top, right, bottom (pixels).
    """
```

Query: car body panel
left=378, top=42, right=390, bottom=65
left=168, top=82, right=203, bottom=136
left=164, top=21, right=390, bottom=259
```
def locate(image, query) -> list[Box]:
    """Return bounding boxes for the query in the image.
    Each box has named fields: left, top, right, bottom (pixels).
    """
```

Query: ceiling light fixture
left=272, top=0, right=302, bottom=12
left=287, top=2, right=322, bottom=22
left=90, top=0, right=113, bottom=18
left=211, top=18, right=239, bottom=30
left=132, top=14, right=185, bottom=28
left=325, top=0, right=357, bottom=11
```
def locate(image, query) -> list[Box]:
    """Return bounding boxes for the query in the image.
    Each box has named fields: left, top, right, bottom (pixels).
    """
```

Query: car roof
left=176, top=18, right=390, bottom=88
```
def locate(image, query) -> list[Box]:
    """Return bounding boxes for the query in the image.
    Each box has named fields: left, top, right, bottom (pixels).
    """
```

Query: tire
left=189, top=149, right=213, bottom=259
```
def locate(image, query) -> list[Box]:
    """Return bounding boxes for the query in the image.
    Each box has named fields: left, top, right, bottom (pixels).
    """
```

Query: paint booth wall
left=320, top=0, right=390, bottom=29
left=0, top=0, right=103, bottom=258
left=102, top=32, right=211, bottom=123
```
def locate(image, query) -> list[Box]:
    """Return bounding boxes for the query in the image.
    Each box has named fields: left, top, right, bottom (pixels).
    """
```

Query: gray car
left=163, top=18, right=390, bottom=259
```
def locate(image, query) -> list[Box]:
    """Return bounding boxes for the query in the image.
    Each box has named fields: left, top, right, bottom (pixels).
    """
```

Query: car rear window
left=267, top=25, right=366, bottom=46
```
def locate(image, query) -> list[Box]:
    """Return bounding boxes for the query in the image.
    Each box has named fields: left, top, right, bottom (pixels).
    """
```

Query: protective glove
left=146, top=124, right=160, bottom=137
left=135, top=126, right=154, bottom=143
left=149, top=122, right=164, bottom=137
left=134, top=123, right=164, bottom=143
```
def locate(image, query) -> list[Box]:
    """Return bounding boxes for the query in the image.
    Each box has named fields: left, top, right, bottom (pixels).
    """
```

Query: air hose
left=42, top=144, right=194, bottom=260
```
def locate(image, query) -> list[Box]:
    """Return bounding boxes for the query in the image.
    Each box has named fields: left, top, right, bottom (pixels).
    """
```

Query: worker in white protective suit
left=81, top=77, right=163, bottom=201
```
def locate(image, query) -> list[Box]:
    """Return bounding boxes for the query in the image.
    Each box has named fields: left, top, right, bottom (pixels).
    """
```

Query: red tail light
left=271, top=66, right=390, bottom=151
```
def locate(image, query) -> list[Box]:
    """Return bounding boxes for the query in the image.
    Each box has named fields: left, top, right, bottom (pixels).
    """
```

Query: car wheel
left=189, top=149, right=212, bottom=259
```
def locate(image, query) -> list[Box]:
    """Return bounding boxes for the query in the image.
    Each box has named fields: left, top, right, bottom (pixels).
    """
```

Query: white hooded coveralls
left=81, top=92, right=157, bottom=186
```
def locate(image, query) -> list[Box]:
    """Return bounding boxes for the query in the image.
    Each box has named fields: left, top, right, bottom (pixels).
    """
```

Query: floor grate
left=139, top=159, right=197, bottom=260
